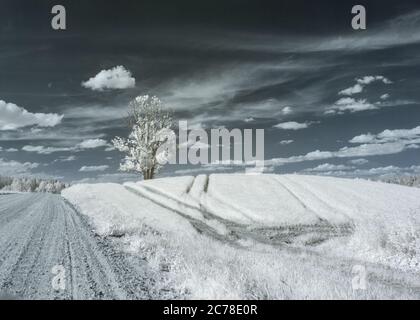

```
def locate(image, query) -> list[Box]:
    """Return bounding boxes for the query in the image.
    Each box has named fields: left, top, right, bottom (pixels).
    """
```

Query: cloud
left=333, top=142, right=406, bottom=158
left=178, top=140, right=210, bottom=150
left=22, top=145, right=73, bottom=154
left=274, top=121, right=309, bottom=130
left=407, top=144, right=420, bottom=149
left=304, top=163, right=354, bottom=172
left=357, top=76, right=392, bottom=85
left=0, top=158, right=39, bottom=176
left=81, top=66, right=135, bottom=91
left=326, top=98, right=376, bottom=114
left=52, top=155, right=77, bottom=163
left=338, top=84, right=364, bottom=96
left=339, top=76, right=392, bottom=97
left=209, top=10, right=420, bottom=55
left=328, top=76, right=394, bottom=114
left=349, top=133, right=376, bottom=144
left=266, top=125, right=420, bottom=168
left=281, top=106, right=293, bottom=115
left=349, top=126, right=420, bottom=146
left=305, top=165, right=420, bottom=179
left=77, top=138, right=109, bottom=149
left=279, top=140, right=294, bottom=145
left=244, top=117, right=255, bottom=123
left=158, top=64, right=297, bottom=123
left=0, top=147, right=17, bottom=152
left=348, top=158, right=369, bottom=165
left=362, top=165, right=402, bottom=176
left=0, top=100, right=63, bottom=131
left=22, top=139, right=111, bottom=154
left=265, top=142, right=408, bottom=167
left=189, top=141, right=210, bottom=149
left=79, top=165, right=109, bottom=172
left=377, top=127, right=420, bottom=142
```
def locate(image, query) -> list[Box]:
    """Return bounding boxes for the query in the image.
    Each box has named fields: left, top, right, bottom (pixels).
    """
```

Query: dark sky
left=2, top=0, right=417, bottom=33
left=1, top=0, right=420, bottom=182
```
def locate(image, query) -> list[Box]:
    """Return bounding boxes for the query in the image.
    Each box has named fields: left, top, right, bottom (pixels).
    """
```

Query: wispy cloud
left=304, top=163, right=355, bottom=172
left=274, top=121, right=309, bottom=130
left=326, top=97, right=377, bottom=114
left=22, top=138, right=112, bottom=154
left=22, top=145, right=73, bottom=155
left=265, top=142, right=408, bottom=167
left=224, top=10, right=420, bottom=53
left=265, top=126, right=420, bottom=168
left=348, top=158, right=369, bottom=165
left=279, top=140, right=294, bottom=145
left=79, top=165, right=109, bottom=172
left=77, top=138, right=109, bottom=149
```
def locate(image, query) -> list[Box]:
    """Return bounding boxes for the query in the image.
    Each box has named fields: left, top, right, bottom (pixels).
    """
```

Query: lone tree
left=112, top=95, right=173, bottom=180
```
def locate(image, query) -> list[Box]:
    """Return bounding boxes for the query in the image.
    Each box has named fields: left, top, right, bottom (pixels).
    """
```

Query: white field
left=62, top=174, right=420, bottom=299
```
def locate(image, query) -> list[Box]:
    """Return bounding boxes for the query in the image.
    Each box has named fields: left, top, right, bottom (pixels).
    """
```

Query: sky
left=1, top=0, right=420, bottom=183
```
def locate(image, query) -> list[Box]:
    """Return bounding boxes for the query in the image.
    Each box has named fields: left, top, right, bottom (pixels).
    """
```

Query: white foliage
left=380, top=175, right=420, bottom=188
left=112, top=95, right=173, bottom=180
left=0, top=175, right=68, bottom=193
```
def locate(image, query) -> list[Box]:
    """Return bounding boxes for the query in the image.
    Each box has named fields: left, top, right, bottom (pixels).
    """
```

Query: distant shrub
left=0, top=176, right=69, bottom=194
left=380, top=175, right=420, bottom=188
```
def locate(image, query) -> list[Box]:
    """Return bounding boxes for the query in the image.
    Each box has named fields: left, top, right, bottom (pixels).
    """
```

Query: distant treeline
left=380, top=175, right=420, bottom=188
left=0, top=176, right=69, bottom=194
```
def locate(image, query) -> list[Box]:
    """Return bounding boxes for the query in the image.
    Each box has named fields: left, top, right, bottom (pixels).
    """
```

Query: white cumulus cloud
left=0, top=100, right=63, bottom=131
left=0, top=158, right=39, bottom=176
left=339, top=84, right=364, bottom=96
left=77, top=138, right=109, bottom=149
left=81, top=66, right=135, bottom=91
left=350, top=126, right=420, bottom=146
left=339, top=75, right=392, bottom=96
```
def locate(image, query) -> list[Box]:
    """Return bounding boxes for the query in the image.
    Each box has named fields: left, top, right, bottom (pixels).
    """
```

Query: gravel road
left=0, top=193, right=150, bottom=300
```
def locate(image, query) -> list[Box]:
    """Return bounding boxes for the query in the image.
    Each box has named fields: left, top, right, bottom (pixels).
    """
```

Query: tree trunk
left=150, top=166, right=155, bottom=180
left=142, top=168, right=155, bottom=180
